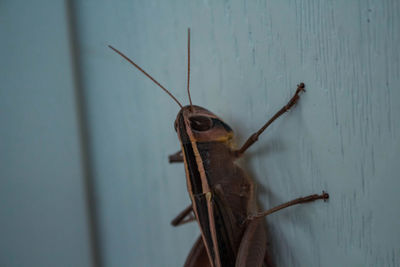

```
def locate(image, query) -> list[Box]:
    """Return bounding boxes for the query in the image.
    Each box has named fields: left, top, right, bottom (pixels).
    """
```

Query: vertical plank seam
left=64, top=1, right=102, bottom=267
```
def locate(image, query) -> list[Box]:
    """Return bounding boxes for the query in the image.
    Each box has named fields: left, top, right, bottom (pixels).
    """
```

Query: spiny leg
left=246, top=191, right=329, bottom=222
left=171, top=204, right=195, bottom=226
left=169, top=150, right=184, bottom=163
left=235, top=83, right=306, bottom=157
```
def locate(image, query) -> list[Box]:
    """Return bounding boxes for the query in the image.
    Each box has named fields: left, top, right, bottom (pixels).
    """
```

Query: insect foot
left=321, top=191, right=330, bottom=202
left=284, top=82, right=306, bottom=111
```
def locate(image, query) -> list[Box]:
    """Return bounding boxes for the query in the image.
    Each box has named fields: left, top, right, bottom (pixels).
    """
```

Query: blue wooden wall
left=0, top=2, right=93, bottom=267
left=1, top=0, right=399, bottom=266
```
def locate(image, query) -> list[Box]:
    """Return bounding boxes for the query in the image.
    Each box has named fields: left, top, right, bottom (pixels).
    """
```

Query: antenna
left=187, top=28, right=193, bottom=111
left=108, top=45, right=183, bottom=109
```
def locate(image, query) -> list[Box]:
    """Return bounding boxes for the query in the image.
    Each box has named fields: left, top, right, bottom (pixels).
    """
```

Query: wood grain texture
left=72, top=0, right=400, bottom=266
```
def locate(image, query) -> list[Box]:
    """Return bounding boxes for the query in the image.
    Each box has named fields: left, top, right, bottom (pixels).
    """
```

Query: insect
left=109, top=28, right=329, bottom=267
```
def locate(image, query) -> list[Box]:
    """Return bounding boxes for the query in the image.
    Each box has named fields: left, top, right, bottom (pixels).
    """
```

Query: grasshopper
left=109, top=28, right=329, bottom=267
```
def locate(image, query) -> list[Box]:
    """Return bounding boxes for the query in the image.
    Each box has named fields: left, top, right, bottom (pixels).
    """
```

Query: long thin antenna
left=187, top=28, right=193, bottom=111
left=108, top=45, right=183, bottom=109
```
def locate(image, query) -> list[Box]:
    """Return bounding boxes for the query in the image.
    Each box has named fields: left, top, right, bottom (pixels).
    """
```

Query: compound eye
left=189, top=116, right=213, bottom=131
left=174, top=120, right=178, bottom=132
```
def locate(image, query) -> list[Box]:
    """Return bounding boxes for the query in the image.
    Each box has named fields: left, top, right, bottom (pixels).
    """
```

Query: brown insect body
left=109, top=28, right=329, bottom=267
left=176, top=106, right=267, bottom=267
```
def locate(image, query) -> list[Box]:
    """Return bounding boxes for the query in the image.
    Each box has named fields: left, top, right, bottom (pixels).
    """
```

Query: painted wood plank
left=73, top=0, right=400, bottom=266
left=0, top=2, right=94, bottom=267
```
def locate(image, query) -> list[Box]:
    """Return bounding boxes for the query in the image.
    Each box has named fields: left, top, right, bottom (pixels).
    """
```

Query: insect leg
left=171, top=204, right=195, bottom=226
left=235, top=83, right=305, bottom=156
left=184, top=236, right=212, bottom=267
left=235, top=217, right=268, bottom=267
left=246, top=191, right=329, bottom=222
left=169, top=150, right=184, bottom=163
